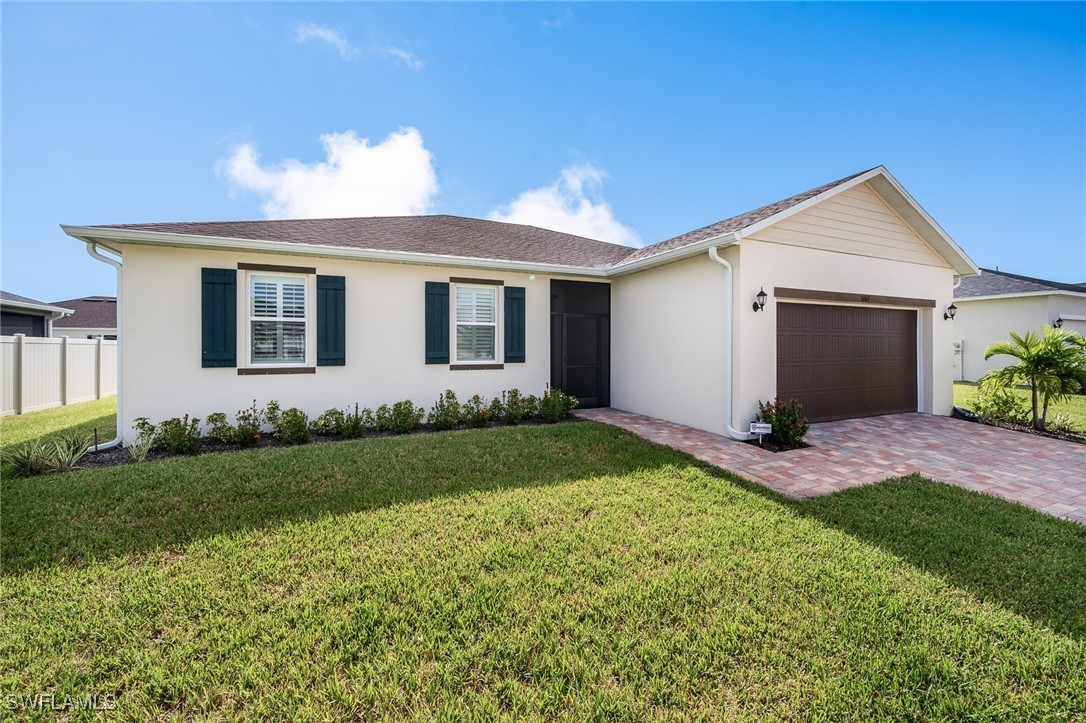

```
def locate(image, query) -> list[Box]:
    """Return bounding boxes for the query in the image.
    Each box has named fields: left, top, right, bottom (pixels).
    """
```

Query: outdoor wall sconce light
left=1054, top=316, right=1064, bottom=328
left=753, top=287, right=768, bottom=312
left=943, top=303, right=957, bottom=321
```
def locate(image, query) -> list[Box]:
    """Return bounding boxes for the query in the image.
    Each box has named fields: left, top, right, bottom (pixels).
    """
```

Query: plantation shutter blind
left=316, top=275, right=346, bottom=366
left=504, top=286, right=526, bottom=363
left=455, top=287, right=497, bottom=361
left=425, top=281, right=450, bottom=364
left=201, top=268, right=237, bottom=368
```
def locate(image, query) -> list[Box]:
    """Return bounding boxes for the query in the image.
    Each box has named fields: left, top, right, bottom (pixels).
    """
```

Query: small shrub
left=338, top=404, right=373, bottom=439
left=155, top=415, right=202, bottom=455
left=539, top=387, right=579, bottom=423
left=501, top=389, right=532, bottom=425
left=428, top=390, right=462, bottom=431
left=374, top=404, right=393, bottom=433
left=313, top=408, right=345, bottom=435
left=1047, top=412, right=1079, bottom=434
left=973, top=385, right=1030, bottom=426
left=205, top=412, right=234, bottom=444
left=523, top=394, right=541, bottom=420
left=124, top=435, right=155, bottom=464
left=51, top=432, right=93, bottom=472
left=4, top=440, right=54, bottom=477
left=273, top=407, right=311, bottom=445
left=463, top=394, right=492, bottom=428
left=133, top=416, right=157, bottom=442
left=487, top=397, right=504, bottom=424
left=388, top=400, right=425, bottom=434
left=265, top=400, right=282, bottom=427
left=756, top=396, right=809, bottom=448
left=206, top=401, right=265, bottom=446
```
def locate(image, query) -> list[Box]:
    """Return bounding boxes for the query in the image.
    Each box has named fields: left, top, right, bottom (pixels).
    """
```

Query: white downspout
left=84, top=242, right=123, bottom=451
left=708, top=239, right=752, bottom=440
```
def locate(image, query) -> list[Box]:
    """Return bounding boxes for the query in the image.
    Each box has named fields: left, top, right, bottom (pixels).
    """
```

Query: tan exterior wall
left=610, top=252, right=730, bottom=433
left=749, top=182, right=951, bottom=269
left=119, top=244, right=598, bottom=435
left=952, top=294, right=1086, bottom=381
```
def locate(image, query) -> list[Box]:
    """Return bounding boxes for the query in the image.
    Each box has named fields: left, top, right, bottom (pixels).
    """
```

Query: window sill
left=450, top=363, right=504, bottom=371
left=238, top=367, right=316, bottom=376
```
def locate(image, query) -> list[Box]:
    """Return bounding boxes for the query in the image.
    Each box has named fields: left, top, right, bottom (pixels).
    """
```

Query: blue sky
left=3, top=2, right=1084, bottom=301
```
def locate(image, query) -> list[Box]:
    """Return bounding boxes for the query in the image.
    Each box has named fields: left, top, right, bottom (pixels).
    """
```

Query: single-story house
left=952, top=269, right=1086, bottom=382
left=62, top=166, right=979, bottom=442
left=50, top=296, right=118, bottom=340
left=0, top=291, right=72, bottom=337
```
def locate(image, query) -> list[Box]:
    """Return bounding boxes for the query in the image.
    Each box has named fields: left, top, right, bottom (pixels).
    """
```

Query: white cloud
left=489, top=165, right=641, bottom=247
left=292, top=22, right=358, bottom=61
left=219, top=128, right=439, bottom=219
left=380, top=45, right=424, bottom=71
left=542, top=8, right=573, bottom=30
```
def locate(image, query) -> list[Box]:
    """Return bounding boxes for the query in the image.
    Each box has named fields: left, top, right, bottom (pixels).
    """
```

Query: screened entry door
left=550, top=281, right=610, bottom=408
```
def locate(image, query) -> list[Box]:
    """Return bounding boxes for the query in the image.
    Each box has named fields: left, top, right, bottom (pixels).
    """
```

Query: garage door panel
left=777, top=303, right=917, bottom=423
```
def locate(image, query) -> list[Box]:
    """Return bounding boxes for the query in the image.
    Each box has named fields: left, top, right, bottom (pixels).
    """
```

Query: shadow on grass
left=795, top=475, right=1086, bottom=640
left=2, top=421, right=708, bottom=576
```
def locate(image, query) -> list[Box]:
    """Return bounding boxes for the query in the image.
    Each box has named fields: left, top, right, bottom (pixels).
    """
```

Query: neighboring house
left=50, top=296, right=118, bottom=339
left=0, top=291, right=71, bottom=337
left=62, top=166, right=979, bottom=440
left=952, top=269, right=1086, bottom=382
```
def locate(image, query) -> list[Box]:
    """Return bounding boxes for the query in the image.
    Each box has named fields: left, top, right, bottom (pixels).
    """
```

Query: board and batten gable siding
left=117, top=243, right=597, bottom=436
left=746, top=182, right=952, bottom=270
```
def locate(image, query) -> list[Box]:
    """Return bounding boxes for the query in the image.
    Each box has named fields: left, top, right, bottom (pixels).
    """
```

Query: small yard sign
left=750, top=422, right=772, bottom=436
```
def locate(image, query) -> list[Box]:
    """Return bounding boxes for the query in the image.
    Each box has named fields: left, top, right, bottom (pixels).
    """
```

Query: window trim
left=241, top=270, right=315, bottom=369
left=451, top=282, right=502, bottom=365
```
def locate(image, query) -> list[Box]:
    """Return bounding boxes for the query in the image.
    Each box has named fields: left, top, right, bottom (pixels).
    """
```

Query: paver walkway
left=575, top=408, right=1086, bottom=524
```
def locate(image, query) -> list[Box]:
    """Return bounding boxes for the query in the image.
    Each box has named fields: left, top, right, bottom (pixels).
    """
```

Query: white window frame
left=451, top=282, right=502, bottom=365
left=242, top=271, right=315, bottom=368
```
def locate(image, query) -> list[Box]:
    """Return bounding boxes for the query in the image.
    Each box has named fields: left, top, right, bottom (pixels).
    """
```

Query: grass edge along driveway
left=3, top=422, right=1085, bottom=720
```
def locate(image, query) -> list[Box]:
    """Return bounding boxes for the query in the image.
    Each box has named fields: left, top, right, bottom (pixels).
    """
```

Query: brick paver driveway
left=576, top=409, right=1086, bottom=524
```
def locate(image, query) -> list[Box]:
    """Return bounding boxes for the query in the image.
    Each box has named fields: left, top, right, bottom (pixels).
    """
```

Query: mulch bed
left=979, top=419, right=1086, bottom=444
left=74, top=418, right=582, bottom=472
left=741, top=438, right=811, bottom=454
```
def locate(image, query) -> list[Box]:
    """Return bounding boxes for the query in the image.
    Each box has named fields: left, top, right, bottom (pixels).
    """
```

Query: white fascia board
left=954, top=290, right=1086, bottom=302
left=61, top=225, right=610, bottom=278
left=606, top=233, right=741, bottom=277
left=0, top=299, right=74, bottom=316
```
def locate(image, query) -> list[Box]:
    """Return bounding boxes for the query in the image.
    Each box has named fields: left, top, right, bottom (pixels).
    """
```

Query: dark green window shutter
left=201, top=268, right=237, bottom=368
left=504, top=286, right=526, bottom=363
left=425, top=281, right=449, bottom=364
left=316, top=275, right=346, bottom=366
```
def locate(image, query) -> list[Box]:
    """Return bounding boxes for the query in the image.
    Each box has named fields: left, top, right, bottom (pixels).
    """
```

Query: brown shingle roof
left=97, top=215, right=635, bottom=269
left=50, top=296, right=117, bottom=328
left=955, top=269, right=1086, bottom=299
left=615, top=168, right=874, bottom=266
left=83, top=168, right=884, bottom=271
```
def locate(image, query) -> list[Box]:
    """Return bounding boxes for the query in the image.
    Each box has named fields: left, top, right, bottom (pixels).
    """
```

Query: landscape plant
left=3, top=440, right=55, bottom=477
left=337, top=405, right=373, bottom=438
left=462, top=394, right=491, bottom=428
left=388, top=400, right=425, bottom=434
left=972, top=385, right=1030, bottom=426
left=50, top=432, right=93, bottom=472
left=982, top=327, right=1086, bottom=430
left=501, top=389, right=531, bottom=425
left=756, top=396, right=809, bottom=448
left=428, top=390, right=462, bottom=431
left=272, top=407, right=311, bottom=445
left=124, top=434, right=155, bottom=464
left=148, top=415, right=202, bottom=455
left=312, top=408, right=345, bottom=435
left=539, top=387, right=579, bottom=422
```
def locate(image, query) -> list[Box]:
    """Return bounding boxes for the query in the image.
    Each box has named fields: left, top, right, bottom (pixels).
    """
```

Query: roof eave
left=608, top=232, right=742, bottom=277
left=61, top=225, right=611, bottom=278
left=955, top=290, right=1086, bottom=302
left=0, top=299, right=73, bottom=316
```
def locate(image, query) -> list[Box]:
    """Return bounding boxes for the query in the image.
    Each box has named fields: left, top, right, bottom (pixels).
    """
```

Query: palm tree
left=982, top=327, right=1086, bottom=430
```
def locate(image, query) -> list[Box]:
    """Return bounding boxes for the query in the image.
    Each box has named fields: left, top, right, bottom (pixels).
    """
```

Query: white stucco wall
left=611, top=252, right=730, bottom=433
left=611, top=234, right=957, bottom=436
left=118, top=244, right=597, bottom=436
left=952, top=293, right=1086, bottom=382
left=736, top=238, right=956, bottom=424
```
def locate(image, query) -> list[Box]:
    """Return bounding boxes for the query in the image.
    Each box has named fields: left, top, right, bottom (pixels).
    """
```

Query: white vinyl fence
left=0, top=335, right=117, bottom=416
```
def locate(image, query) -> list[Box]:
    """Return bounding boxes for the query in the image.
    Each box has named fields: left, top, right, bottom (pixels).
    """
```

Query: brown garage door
left=777, top=303, right=917, bottom=423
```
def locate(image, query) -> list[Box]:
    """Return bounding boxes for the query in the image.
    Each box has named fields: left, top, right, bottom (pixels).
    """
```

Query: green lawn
left=954, top=381, right=1086, bottom=429
left=0, top=395, right=117, bottom=448
left=3, top=421, right=1083, bottom=720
